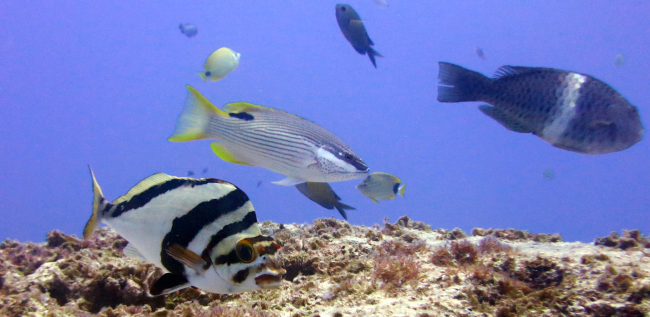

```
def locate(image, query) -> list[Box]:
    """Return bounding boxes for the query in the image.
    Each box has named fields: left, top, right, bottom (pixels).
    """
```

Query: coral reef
left=1, top=217, right=649, bottom=316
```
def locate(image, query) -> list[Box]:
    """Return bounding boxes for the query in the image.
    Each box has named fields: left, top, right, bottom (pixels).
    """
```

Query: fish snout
left=254, top=256, right=285, bottom=289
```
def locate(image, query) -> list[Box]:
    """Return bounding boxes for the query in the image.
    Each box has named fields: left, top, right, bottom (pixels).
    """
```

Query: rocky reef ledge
left=1, top=216, right=649, bottom=317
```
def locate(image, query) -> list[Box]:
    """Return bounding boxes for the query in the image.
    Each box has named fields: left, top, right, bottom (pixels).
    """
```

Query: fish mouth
left=255, top=273, right=283, bottom=289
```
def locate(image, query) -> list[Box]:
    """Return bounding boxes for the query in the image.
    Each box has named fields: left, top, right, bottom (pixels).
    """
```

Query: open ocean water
left=1, top=0, right=649, bottom=243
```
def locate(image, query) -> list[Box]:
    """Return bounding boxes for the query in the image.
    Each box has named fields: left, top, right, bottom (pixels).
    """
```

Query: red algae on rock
left=1, top=218, right=649, bottom=316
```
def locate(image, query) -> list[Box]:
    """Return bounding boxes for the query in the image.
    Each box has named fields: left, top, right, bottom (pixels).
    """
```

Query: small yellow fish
left=356, top=172, right=405, bottom=203
left=198, top=47, right=240, bottom=82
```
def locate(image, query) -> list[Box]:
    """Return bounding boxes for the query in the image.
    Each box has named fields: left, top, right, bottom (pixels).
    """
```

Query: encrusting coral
left=1, top=216, right=649, bottom=316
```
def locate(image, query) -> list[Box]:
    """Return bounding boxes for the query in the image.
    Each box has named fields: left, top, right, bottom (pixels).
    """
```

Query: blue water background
left=1, top=1, right=649, bottom=243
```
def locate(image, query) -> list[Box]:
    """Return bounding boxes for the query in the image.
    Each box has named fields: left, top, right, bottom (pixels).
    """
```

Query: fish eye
left=341, top=6, right=346, bottom=11
left=236, top=239, right=255, bottom=263
left=344, top=153, right=354, bottom=161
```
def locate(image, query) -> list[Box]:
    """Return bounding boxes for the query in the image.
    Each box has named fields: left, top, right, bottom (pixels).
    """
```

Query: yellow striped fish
left=84, top=166, right=284, bottom=295
left=169, top=86, right=369, bottom=186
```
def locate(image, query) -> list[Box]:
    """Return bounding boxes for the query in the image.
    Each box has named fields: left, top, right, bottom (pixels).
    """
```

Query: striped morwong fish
left=83, top=166, right=285, bottom=296
left=168, top=86, right=369, bottom=186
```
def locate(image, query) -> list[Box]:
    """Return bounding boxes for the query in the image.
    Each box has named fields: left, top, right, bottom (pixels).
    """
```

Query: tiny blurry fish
left=475, top=47, right=485, bottom=60
left=179, top=23, right=197, bottom=38
left=257, top=181, right=262, bottom=187
left=614, top=54, right=625, bottom=67
left=335, top=4, right=383, bottom=68
left=373, top=0, right=389, bottom=8
left=543, top=169, right=555, bottom=180
left=437, top=62, right=644, bottom=154
left=187, top=170, right=194, bottom=176
left=169, top=86, right=369, bottom=185
left=356, top=172, right=405, bottom=203
left=296, top=182, right=355, bottom=219
left=202, top=168, right=208, bottom=174
left=198, top=47, right=240, bottom=82
left=84, top=166, right=284, bottom=296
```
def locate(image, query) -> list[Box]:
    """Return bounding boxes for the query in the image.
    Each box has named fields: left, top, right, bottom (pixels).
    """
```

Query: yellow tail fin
left=398, top=183, right=406, bottom=197
left=168, top=85, right=227, bottom=142
left=84, top=166, right=107, bottom=239
left=198, top=72, right=208, bottom=82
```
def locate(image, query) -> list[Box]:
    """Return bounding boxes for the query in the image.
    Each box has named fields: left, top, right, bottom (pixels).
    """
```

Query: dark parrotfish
left=83, top=166, right=284, bottom=296
left=437, top=62, right=644, bottom=154
left=335, top=4, right=383, bottom=68
left=295, top=182, right=355, bottom=219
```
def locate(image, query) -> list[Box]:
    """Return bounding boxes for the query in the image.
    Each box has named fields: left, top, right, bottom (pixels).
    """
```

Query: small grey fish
left=475, top=47, right=485, bottom=60
left=169, top=86, right=369, bottom=186
left=437, top=62, right=644, bottom=154
left=543, top=169, right=555, bottom=180
left=84, top=166, right=284, bottom=296
left=614, top=54, right=625, bottom=67
left=336, top=4, right=383, bottom=68
left=202, top=168, right=208, bottom=174
left=356, top=172, right=405, bottom=203
left=179, top=23, right=197, bottom=37
left=295, top=182, right=355, bottom=219
left=187, top=170, right=194, bottom=176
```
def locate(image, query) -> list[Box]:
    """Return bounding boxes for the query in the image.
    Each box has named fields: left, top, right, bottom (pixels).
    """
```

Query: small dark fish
left=543, top=169, right=555, bottom=180
left=296, top=182, right=355, bottom=220
left=202, top=168, right=208, bottom=174
left=187, top=170, right=194, bottom=176
left=257, top=181, right=262, bottom=187
left=475, top=47, right=485, bottom=60
left=179, top=23, right=197, bottom=37
left=335, top=4, right=383, bottom=68
left=437, top=62, right=644, bottom=154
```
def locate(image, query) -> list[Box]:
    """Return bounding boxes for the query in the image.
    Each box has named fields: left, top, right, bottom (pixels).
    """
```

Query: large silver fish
left=437, top=62, right=644, bottom=154
left=169, top=86, right=369, bottom=185
left=84, top=166, right=284, bottom=296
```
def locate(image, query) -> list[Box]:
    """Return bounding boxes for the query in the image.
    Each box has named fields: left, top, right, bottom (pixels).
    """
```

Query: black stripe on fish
left=232, top=268, right=250, bottom=284
left=229, top=112, right=255, bottom=121
left=112, top=178, right=219, bottom=218
left=392, top=183, right=400, bottom=194
left=160, top=188, right=251, bottom=275
left=202, top=211, right=258, bottom=262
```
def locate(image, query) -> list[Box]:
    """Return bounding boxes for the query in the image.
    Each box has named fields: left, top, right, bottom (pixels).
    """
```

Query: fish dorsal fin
left=123, top=243, right=146, bottom=261
left=223, top=102, right=268, bottom=113
left=492, top=66, right=538, bottom=78
left=112, top=173, right=176, bottom=205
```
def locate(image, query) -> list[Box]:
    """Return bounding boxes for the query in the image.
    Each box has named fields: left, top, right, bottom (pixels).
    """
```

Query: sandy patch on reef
left=1, top=216, right=649, bottom=316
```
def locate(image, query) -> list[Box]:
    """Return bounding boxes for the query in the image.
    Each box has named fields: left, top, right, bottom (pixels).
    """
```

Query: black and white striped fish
left=83, top=166, right=284, bottom=296
left=168, top=86, right=369, bottom=186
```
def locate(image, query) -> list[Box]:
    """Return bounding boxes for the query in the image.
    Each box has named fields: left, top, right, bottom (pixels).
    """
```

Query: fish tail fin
left=335, top=203, right=355, bottom=220
left=84, top=166, right=110, bottom=239
left=198, top=72, right=208, bottom=82
left=169, top=85, right=227, bottom=142
left=437, top=62, right=490, bottom=102
left=398, top=183, right=406, bottom=197
left=367, top=47, right=382, bottom=68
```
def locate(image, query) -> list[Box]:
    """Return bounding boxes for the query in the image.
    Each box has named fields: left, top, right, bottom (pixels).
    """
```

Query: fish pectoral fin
left=479, top=105, right=533, bottom=133
left=166, top=244, right=209, bottom=274
left=150, top=273, right=190, bottom=296
left=210, top=142, right=253, bottom=166
left=371, top=197, right=379, bottom=204
left=123, top=243, right=146, bottom=261
left=272, top=177, right=306, bottom=186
